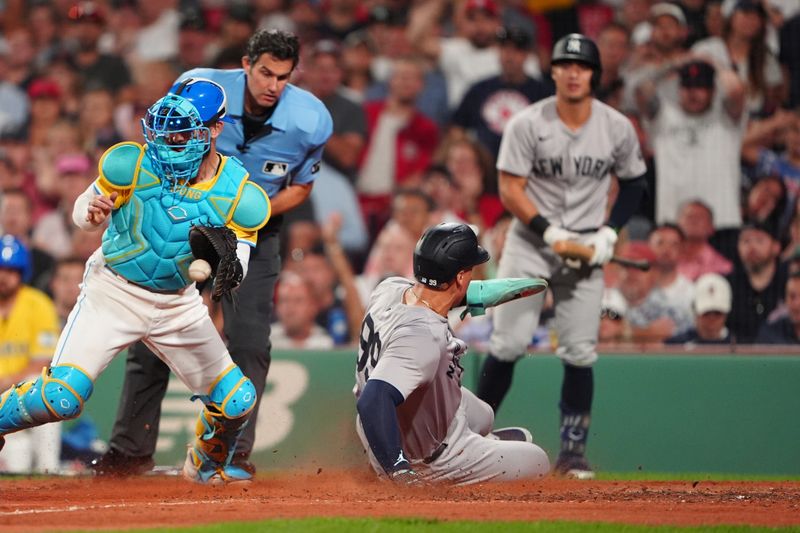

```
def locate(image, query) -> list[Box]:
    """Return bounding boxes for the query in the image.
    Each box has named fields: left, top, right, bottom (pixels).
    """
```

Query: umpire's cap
left=414, top=223, right=489, bottom=289
left=551, top=33, right=602, bottom=89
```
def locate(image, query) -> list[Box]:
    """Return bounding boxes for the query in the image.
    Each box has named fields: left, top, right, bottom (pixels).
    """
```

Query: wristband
left=527, top=214, right=551, bottom=237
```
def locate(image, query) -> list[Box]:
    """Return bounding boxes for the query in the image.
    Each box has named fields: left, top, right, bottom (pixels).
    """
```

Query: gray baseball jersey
left=354, top=277, right=464, bottom=461
left=490, top=97, right=645, bottom=364
left=354, top=277, right=550, bottom=484
left=498, top=96, right=646, bottom=232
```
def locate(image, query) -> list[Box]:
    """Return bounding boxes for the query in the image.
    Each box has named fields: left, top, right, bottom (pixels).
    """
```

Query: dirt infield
left=1, top=470, right=799, bottom=531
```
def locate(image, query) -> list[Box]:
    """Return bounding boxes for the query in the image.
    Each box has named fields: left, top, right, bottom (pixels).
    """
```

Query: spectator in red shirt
left=357, top=57, right=439, bottom=242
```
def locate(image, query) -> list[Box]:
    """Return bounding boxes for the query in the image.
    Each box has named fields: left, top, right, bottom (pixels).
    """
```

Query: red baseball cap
left=465, top=0, right=499, bottom=17
left=617, top=241, right=657, bottom=264
left=28, top=78, right=62, bottom=100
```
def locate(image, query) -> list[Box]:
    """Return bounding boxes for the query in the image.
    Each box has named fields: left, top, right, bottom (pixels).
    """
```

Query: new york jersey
left=498, top=96, right=646, bottom=232
left=354, top=277, right=466, bottom=461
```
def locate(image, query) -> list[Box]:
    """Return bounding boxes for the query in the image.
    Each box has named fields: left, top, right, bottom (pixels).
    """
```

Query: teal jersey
left=94, top=142, right=270, bottom=291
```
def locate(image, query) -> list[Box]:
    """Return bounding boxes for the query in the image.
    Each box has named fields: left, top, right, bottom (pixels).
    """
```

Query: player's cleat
left=490, top=427, right=533, bottom=443
left=183, top=449, right=252, bottom=486
left=91, top=448, right=155, bottom=476
left=554, top=452, right=595, bottom=480
left=231, top=451, right=257, bottom=476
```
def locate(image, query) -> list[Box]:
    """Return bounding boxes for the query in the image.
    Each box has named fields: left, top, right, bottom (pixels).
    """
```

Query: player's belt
left=104, top=265, right=187, bottom=295
left=423, top=442, right=448, bottom=464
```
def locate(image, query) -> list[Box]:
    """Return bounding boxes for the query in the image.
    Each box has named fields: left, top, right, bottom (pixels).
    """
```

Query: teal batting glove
left=460, top=278, right=549, bottom=320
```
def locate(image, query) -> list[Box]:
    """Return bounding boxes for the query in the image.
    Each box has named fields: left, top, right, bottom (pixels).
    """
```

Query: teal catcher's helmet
left=142, top=94, right=211, bottom=184
left=142, top=78, right=230, bottom=184
left=0, top=234, right=31, bottom=282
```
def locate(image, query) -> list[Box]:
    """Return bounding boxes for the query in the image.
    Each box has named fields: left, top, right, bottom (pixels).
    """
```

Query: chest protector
left=101, top=144, right=248, bottom=291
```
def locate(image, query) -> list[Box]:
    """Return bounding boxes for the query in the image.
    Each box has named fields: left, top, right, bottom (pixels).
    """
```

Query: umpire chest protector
left=98, top=142, right=256, bottom=291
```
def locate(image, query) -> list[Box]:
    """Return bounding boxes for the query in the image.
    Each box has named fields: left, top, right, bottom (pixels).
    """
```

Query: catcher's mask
left=142, top=94, right=211, bottom=185
left=413, top=222, right=490, bottom=289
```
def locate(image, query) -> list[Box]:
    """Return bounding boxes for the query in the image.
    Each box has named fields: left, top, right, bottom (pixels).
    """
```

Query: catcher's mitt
left=189, top=225, right=243, bottom=301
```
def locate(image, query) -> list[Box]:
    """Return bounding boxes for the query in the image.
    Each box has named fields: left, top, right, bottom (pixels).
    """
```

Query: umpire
left=92, top=29, right=333, bottom=476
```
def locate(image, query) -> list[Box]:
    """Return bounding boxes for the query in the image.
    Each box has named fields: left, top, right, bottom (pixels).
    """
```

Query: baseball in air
left=189, top=259, right=212, bottom=282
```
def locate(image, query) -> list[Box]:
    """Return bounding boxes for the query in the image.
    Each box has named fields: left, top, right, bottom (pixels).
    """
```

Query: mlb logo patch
left=263, top=161, right=289, bottom=176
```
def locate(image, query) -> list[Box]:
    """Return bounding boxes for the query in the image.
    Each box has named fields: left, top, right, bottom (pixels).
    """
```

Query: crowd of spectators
left=0, top=0, right=799, bottom=354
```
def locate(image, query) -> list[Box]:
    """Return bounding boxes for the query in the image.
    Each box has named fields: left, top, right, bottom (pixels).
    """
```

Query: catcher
left=0, top=79, right=270, bottom=485
left=354, top=223, right=550, bottom=485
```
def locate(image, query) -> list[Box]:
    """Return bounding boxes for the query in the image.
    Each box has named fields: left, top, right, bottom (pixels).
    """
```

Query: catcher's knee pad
left=555, top=342, right=598, bottom=367
left=0, top=364, right=93, bottom=435
left=204, top=364, right=256, bottom=419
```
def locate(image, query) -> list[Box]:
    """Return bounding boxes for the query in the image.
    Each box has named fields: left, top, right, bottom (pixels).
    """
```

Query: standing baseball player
left=94, top=29, right=333, bottom=476
left=0, top=79, right=271, bottom=485
left=355, top=222, right=550, bottom=485
left=476, top=34, right=647, bottom=479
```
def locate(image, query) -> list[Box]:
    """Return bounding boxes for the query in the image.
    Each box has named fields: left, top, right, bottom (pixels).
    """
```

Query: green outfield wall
left=82, top=350, right=800, bottom=475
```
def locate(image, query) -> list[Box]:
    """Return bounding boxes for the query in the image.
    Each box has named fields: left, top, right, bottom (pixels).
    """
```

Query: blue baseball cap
left=168, top=78, right=234, bottom=125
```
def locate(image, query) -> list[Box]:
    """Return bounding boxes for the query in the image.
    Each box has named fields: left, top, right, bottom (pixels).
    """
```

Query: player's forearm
left=269, top=182, right=313, bottom=216
left=498, top=172, right=539, bottom=226
left=357, top=379, right=408, bottom=474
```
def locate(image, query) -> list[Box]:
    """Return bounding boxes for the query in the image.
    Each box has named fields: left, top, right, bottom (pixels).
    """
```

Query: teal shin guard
left=0, top=365, right=93, bottom=435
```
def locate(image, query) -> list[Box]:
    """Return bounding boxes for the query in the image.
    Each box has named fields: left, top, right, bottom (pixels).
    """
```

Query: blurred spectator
left=175, top=8, right=215, bottom=72
left=727, top=222, right=788, bottom=342
left=0, top=236, right=60, bottom=474
left=364, top=6, right=449, bottom=128
left=783, top=206, right=800, bottom=260
left=340, top=29, right=376, bottom=100
left=390, top=188, right=435, bottom=241
left=744, top=175, right=791, bottom=240
left=635, top=59, right=746, bottom=231
left=357, top=58, right=439, bottom=240
left=218, top=3, right=257, bottom=53
left=780, top=11, right=800, bottom=107
left=648, top=223, right=695, bottom=320
left=316, top=0, right=368, bottom=41
left=309, top=164, right=369, bottom=256
left=358, top=221, right=416, bottom=305
left=0, top=188, right=55, bottom=292
left=66, top=1, right=132, bottom=96
left=419, top=164, right=468, bottom=226
left=692, top=0, right=784, bottom=116
left=271, top=271, right=335, bottom=350
left=69, top=224, right=103, bottom=262
left=4, top=27, right=37, bottom=87
left=285, top=249, right=351, bottom=345
left=614, top=241, right=693, bottom=342
left=29, top=2, right=63, bottom=71
left=32, top=153, right=93, bottom=260
left=676, top=199, right=733, bottom=280
left=666, top=272, right=733, bottom=345
left=255, top=0, right=296, bottom=34
left=755, top=272, right=800, bottom=343
left=435, top=136, right=503, bottom=231
left=409, top=0, right=540, bottom=110
left=78, top=86, right=123, bottom=157
left=0, top=43, right=29, bottom=137
left=598, top=288, right=629, bottom=344
left=678, top=0, right=711, bottom=45
left=741, top=108, right=800, bottom=205
left=49, top=257, right=85, bottom=327
left=595, top=22, right=631, bottom=101
left=303, top=39, right=367, bottom=184
left=131, top=0, right=180, bottom=63
left=27, top=78, right=65, bottom=148
left=483, top=211, right=512, bottom=278
left=705, top=0, right=726, bottom=38
left=451, top=26, right=551, bottom=159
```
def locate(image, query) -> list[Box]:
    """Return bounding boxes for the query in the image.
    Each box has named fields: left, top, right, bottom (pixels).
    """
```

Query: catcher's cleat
left=91, top=448, right=155, bottom=477
left=490, top=427, right=533, bottom=443
left=183, top=448, right=252, bottom=485
left=554, top=452, right=595, bottom=480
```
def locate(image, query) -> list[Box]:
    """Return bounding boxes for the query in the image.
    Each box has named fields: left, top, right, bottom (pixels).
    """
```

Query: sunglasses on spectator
left=600, top=309, right=622, bottom=321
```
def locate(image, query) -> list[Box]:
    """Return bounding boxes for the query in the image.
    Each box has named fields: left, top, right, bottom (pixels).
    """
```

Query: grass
left=65, top=518, right=800, bottom=533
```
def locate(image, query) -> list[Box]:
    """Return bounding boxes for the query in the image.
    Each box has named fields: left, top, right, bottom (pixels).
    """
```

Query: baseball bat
left=552, top=240, right=651, bottom=271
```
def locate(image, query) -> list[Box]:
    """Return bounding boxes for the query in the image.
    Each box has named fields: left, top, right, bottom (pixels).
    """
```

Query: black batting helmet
left=551, top=33, right=602, bottom=90
left=414, top=223, right=490, bottom=289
